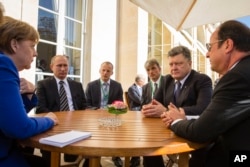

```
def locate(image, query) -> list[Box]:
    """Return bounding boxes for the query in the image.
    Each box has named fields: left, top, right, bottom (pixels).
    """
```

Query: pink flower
left=111, top=101, right=127, bottom=109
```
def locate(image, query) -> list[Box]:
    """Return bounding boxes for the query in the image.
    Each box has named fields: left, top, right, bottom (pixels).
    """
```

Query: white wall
left=90, top=0, right=117, bottom=81
left=0, top=0, right=39, bottom=84
left=0, top=0, right=39, bottom=115
left=137, top=8, right=148, bottom=77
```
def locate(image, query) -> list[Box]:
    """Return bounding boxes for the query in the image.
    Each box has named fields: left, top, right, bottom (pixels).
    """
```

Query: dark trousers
left=24, top=153, right=49, bottom=167
left=189, top=148, right=207, bottom=167
left=21, top=146, right=34, bottom=154
left=40, top=149, right=78, bottom=166
left=143, top=148, right=207, bottom=167
left=143, top=155, right=165, bottom=167
left=17, top=145, right=49, bottom=167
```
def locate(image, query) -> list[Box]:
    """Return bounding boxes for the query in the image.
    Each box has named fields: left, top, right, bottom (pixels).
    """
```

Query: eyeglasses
left=206, top=40, right=224, bottom=51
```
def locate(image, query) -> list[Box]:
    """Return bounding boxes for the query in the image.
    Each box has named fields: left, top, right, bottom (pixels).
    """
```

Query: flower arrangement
left=107, top=100, right=128, bottom=115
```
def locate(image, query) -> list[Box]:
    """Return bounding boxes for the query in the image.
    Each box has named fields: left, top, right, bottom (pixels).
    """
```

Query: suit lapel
left=51, top=77, right=60, bottom=108
left=147, top=83, right=152, bottom=101
left=96, top=80, right=102, bottom=103
left=68, top=79, right=74, bottom=98
left=68, top=79, right=77, bottom=109
left=167, top=80, right=176, bottom=104
left=108, top=80, right=113, bottom=103
left=176, top=70, right=194, bottom=106
left=134, top=84, right=140, bottom=97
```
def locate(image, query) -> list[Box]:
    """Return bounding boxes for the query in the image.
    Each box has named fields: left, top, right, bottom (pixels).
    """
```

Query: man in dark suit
left=126, top=74, right=145, bottom=167
left=85, top=61, right=123, bottom=109
left=141, top=58, right=165, bottom=107
left=154, top=69, right=212, bottom=114
left=127, top=74, right=145, bottom=111
left=139, top=58, right=166, bottom=167
left=85, top=61, right=123, bottom=167
left=142, top=46, right=212, bottom=117
left=162, top=20, right=250, bottom=167
left=142, top=46, right=212, bottom=167
left=36, top=55, right=87, bottom=166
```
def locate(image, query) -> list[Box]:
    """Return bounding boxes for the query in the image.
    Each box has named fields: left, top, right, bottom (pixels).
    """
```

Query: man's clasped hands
left=141, top=99, right=186, bottom=128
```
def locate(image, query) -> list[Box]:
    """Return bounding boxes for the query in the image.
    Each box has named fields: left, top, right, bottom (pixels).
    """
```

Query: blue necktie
left=174, top=81, right=181, bottom=105
left=138, top=87, right=142, bottom=97
left=101, top=82, right=109, bottom=107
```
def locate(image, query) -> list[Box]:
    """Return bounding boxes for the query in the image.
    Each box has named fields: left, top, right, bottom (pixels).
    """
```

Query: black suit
left=155, top=70, right=212, bottom=115
left=36, top=76, right=87, bottom=164
left=141, top=76, right=165, bottom=105
left=36, top=76, right=86, bottom=113
left=171, top=56, right=250, bottom=167
left=85, top=79, right=123, bottom=108
left=127, top=83, right=142, bottom=111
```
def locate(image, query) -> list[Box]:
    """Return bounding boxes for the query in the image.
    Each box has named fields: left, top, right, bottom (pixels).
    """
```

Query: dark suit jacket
left=141, top=76, right=165, bottom=105
left=85, top=79, right=123, bottom=108
left=36, top=76, right=87, bottom=113
left=127, top=83, right=142, bottom=110
left=170, top=56, right=250, bottom=167
left=155, top=70, right=212, bottom=115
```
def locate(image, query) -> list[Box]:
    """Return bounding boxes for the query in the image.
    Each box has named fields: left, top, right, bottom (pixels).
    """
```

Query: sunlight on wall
left=91, top=0, right=117, bottom=81
left=137, top=8, right=148, bottom=77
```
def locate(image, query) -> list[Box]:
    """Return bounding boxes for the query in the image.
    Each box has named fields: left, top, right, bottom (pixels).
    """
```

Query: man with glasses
left=162, top=20, right=250, bottom=166
left=206, top=40, right=224, bottom=51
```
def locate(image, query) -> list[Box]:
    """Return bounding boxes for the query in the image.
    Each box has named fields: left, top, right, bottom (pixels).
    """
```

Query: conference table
left=21, top=110, right=206, bottom=167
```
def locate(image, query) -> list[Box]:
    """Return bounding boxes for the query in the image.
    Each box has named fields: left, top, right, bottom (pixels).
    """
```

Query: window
left=36, top=0, right=86, bottom=83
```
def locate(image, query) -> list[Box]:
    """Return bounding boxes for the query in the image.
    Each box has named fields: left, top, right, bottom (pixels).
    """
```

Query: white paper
left=39, top=130, right=91, bottom=147
left=186, top=115, right=199, bottom=120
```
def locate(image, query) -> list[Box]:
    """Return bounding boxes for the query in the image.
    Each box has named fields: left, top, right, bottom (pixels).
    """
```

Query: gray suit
left=85, top=79, right=123, bottom=108
left=127, top=83, right=142, bottom=111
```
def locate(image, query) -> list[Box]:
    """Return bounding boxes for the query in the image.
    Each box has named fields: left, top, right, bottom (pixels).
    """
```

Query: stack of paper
left=39, top=130, right=91, bottom=147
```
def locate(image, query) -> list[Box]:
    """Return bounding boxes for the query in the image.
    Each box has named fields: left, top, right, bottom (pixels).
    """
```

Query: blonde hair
left=0, top=2, right=4, bottom=24
left=0, top=16, right=40, bottom=54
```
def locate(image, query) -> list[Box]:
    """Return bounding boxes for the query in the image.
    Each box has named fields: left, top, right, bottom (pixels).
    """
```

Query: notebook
left=39, top=130, right=91, bottom=148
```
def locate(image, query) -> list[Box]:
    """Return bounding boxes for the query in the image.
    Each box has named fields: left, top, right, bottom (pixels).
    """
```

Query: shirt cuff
left=171, top=119, right=183, bottom=125
left=171, top=115, right=199, bottom=125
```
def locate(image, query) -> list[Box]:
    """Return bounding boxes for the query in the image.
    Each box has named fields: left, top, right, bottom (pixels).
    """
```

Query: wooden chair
left=124, top=91, right=131, bottom=110
left=124, top=92, right=141, bottom=166
left=60, top=154, right=84, bottom=167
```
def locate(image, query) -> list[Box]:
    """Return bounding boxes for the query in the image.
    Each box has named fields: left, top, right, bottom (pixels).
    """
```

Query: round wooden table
left=21, top=110, right=206, bottom=167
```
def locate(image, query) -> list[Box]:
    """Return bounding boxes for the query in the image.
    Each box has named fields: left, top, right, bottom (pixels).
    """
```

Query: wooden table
left=21, top=110, right=205, bottom=167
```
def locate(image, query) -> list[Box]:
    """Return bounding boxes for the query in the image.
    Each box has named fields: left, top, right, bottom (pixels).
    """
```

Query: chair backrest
left=124, top=91, right=131, bottom=110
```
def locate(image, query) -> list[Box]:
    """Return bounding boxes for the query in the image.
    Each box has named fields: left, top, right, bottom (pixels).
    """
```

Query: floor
left=34, top=149, right=177, bottom=167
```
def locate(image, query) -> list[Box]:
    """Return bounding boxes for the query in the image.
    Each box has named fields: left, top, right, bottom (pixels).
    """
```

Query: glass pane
left=65, top=0, right=82, bottom=20
left=64, top=47, right=81, bottom=76
left=65, top=18, right=82, bottom=48
left=73, top=78, right=80, bottom=82
left=39, top=0, right=58, bottom=12
left=36, top=42, right=56, bottom=72
left=38, top=9, right=58, bottom=42
left=148, top=16, right=163, bottom=69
